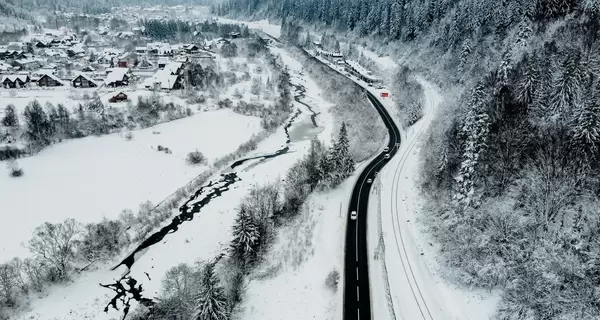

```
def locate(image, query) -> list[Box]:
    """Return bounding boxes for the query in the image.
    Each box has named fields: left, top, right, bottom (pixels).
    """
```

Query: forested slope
left=219, top=1, right=600, bottom=319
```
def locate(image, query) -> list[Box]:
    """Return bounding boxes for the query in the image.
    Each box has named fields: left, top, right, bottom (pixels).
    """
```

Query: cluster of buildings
left=313, top=42, right=381, bottom=85
left=0, top=26, right=220, bottom=92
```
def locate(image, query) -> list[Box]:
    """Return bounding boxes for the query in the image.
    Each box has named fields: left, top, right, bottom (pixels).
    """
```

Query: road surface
left=343, top=92, right=401, bottom=320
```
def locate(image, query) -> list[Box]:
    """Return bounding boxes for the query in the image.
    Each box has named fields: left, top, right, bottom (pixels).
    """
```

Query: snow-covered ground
left=0, top=109, right=262, bottom=263
left=11, top=44, right=333, bottom=320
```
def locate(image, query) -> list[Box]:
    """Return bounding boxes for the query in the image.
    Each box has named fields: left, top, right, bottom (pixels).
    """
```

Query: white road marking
left=357, top=286, right=360, bottom=301
left=356, top=267, right=359, bottom=280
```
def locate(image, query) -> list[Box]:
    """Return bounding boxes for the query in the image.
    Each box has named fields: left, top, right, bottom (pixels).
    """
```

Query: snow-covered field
left=0, top=109, right=262, bottom=263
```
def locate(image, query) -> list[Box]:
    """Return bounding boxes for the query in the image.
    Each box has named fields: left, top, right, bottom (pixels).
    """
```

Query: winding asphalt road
left=306, top=50, right=401, bottom=320
left=344, top=92, right=401, bottom=320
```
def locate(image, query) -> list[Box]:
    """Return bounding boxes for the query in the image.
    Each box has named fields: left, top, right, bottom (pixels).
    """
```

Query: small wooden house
left=72, top=74, right=99, bottom=88
left=109, top=92, right=128, bottom=103
left=2, top=75, right=30, bottom=88
left=37, top=73, right=64, bottom=87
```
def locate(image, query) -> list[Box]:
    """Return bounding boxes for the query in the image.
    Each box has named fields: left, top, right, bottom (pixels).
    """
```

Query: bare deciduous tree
left=27, top=219, right=81, bottom=281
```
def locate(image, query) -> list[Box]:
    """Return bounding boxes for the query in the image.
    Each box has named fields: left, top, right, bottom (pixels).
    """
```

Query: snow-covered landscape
left=2, top=1, right=598, bottom=320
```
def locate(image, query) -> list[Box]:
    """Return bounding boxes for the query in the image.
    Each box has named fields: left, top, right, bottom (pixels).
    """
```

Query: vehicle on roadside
left=383, top=146, right=389, bottom=152
left=351, top=210, right=358, bottom=220
left=384, top=153, right=390, bottom=159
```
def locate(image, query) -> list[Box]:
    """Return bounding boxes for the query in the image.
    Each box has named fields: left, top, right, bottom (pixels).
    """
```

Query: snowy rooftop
left=104, top=68, right=129, bottom=85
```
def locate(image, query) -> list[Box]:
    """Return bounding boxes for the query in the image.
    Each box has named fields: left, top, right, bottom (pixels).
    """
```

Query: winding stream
left=101, top=68, right=321, bottom=320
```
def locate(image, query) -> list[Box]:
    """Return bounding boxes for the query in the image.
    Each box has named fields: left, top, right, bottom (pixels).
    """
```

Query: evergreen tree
left=331, top=122, right=355, bottom=185
left=23, top=100, right=51, bottom=147
left=193, top=263, right=228, bottom=320
left=454, top=83, right=490, bottom=207
left=550, top=49, right=582, bottom=119
left=230, top=207, right=260, bottom=267
left=2, top=104, right=18, bottom=128
left=390, top=1, right=402, bottom=39
left=318, top=151, right=334, bottom=187
left=572, top=80, right=600, bottom=157
left=516, top=54, right=540, bottom=106
left=305, top=138, right=325, bottom=190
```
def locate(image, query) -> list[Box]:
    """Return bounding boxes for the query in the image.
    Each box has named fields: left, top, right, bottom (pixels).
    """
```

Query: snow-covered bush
left=7, top=160, right=23, bottom=177
left=78, top=219, right=130, bottom=263
left=325, top=269, right=340, bottom=292
left=186, top=150, right=207, bottom=165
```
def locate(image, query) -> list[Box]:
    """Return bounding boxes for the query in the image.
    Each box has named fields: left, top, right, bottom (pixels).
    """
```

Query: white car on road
left=350, top=210, right=358, bottom=220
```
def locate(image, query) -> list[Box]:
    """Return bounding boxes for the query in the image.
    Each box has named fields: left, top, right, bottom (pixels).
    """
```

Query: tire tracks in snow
left=387, top=81, right=437, bottom=320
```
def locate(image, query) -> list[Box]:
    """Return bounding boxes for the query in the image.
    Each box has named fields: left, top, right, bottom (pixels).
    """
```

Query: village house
left=37, top=73, right=65, bottom=87
left=144, top=69, right=183, bottom=91
left=72, top=73, right=100, bottom=88
left=135, top=47, right=147, bottom=54
left=109, top=92, right=128, bottom=103
left=81, top=65, right=96, bottom=73
left=137, top=59, right=155, bottom=69
left=147, top=42, right=173, bottom=56
left=1, top=75, right=30, bottom=88
left=184, top=44, right=199, bottom=54
left=157, top=57, right=169, bottom=69
left=118, top=52, right=138, bottom=68
left=104, top=67, right=131, bottom=87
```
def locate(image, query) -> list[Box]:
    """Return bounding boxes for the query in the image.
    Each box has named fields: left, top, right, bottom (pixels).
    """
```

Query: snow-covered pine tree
left=454, top=82, right=490, bottom=207
left=305, top=138, right=325, bottom=191
left=230, top=207, right=260, bottom=267
left=193, top=263, right=228, bottom=320
left=390, top=1, right=402, bottom=39
left=516, top=53, right=540, bottom=106
left=330, top=122, right=354, bottom=185
left=572, top=79, right=600, bottom=158
left=318, top=150, right=334, bottom=187
left=2, top=105, right=18, bottom=128
left=550, top=49, right=582, bottom=119
left=458, top=39, right=472, bottom=74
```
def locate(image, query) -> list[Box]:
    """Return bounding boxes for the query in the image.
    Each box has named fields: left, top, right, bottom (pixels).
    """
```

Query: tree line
left=139, top=19, right=250, bottom=41
left=1, top=93, right=191, bottom=161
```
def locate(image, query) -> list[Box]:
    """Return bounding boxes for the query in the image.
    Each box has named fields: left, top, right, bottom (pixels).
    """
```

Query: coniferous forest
left=219, top=0, right=600, bottom=318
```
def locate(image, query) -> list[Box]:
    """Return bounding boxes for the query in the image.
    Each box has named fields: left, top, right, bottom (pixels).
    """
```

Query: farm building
left=37, top=73, right=64, bottom=87
left=72, top=73, right=99, bottom=88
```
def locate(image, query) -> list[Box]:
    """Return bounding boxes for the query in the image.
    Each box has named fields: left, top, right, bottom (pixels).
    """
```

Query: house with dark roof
left=104, top=68, right=131, bottom=87
left=2, top=75, right=30, bottom=88
left=72, top=73, right=99, bottom=88
left=37, top=73, right=65, bottom=87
